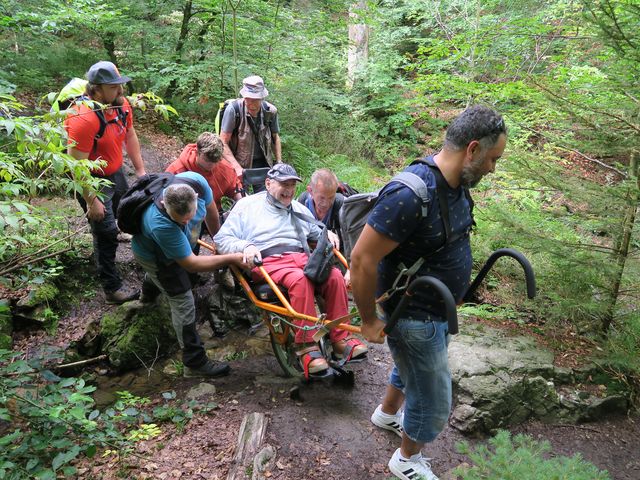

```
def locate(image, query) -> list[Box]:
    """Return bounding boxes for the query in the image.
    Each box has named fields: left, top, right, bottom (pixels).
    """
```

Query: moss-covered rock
left=101, top=299, right=177, bottom=371
left=16, top=283, right=59, bottom=308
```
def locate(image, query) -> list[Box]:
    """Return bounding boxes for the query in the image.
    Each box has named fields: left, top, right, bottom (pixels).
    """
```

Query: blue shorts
left=387, top=319, right=451, bottom=443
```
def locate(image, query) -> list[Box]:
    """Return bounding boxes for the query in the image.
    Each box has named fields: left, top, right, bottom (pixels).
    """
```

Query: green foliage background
left=1, top=0, right=638, bottom=343
left=0, top=0, right=639, bottom=476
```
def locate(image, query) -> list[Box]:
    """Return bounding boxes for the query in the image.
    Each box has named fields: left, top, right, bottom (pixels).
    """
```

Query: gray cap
left=239, top=75, right=269, bottom=99
left=86, top=61, right=131, bottom=85
left=267, top=163, right=301, bottom=182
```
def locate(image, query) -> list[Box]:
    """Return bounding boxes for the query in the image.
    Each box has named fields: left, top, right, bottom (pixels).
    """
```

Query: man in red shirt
left=165, top=132, right=242, bottom=214
left=65, top=61, right=146, bottom=304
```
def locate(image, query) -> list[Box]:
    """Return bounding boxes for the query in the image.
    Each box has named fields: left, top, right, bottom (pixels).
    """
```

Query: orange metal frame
left=197, top=240, right=361, bottom=343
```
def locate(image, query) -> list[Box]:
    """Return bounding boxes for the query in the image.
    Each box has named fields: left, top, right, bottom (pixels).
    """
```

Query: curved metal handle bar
left=463, top=248, right=536, bottom=303
left=384, top=276, right=458, bottom=336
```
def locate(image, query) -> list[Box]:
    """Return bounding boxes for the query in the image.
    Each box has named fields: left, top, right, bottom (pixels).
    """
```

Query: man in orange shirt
left=165, top=132, right=242, bottom=214
left=65, top=61, right=146, bottom=304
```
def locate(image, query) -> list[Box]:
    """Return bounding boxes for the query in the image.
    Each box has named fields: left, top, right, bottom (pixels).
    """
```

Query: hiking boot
left=139, top=291, right=159, bottom=305
left=371, top=404, right=403, bottom=437
left=388, top=448, right=438, bottom=480
left=216, top=268, right=235, bottom=290
left=184, top=360, right=231, bottom=378
left=105, top=287, right=140, bottom=305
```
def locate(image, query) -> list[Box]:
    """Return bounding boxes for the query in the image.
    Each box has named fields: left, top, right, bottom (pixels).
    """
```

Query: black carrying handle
left=384, top=276, right=458, bottom=336
left=242, top=167, right=271, bottom=188
left=463, top=248, right=536, bottom=302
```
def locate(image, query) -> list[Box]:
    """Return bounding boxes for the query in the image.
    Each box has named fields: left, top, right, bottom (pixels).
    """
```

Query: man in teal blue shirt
left=132, top=171, right=247, bottom=377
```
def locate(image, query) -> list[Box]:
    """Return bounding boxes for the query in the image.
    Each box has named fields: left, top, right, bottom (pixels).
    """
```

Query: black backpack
left=337, top=180, right=358, bottom=197
left=116, top=173, right=205, bottom=234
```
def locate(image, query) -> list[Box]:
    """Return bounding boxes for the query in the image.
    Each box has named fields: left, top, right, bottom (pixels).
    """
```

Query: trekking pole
left=462, top=248, right=536, bottom=303
left=384, top=276, right=458, bottom=335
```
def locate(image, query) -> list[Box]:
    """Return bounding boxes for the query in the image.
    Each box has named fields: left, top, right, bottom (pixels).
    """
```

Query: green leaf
left=162, top=391, right=176, bottom=400
left=40, top=370, right=61, bottom=382
left=69, top=406, right=86, bottom=420
left=0, top=430, right=22, bottom=446
left=34, top=468, right=56, bottom=479
left=58, top=377, right=76, bottom=388
left=85, top=444, right=97, bottom=458
left=0, top=119, right=15, bottom=136
left=51, top=445, right=80, bottom=470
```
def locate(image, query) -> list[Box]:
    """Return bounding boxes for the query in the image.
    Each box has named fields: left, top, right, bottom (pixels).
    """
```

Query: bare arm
left=272, top=133, right=282, bottom=162
left=204, top=201, right=221, bottom=238
left=350, top=225, right=399, bottom=343
left=125, top=126, right=146, bottom=177
left=175, top=252, right=246, bottom=273
left=220, top=131, right=243, bottom=176
left=68, top=146, right=105, bottom=221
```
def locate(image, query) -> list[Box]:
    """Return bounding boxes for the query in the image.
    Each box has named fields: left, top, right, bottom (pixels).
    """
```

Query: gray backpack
left=338, top=171, right=429, bottom=261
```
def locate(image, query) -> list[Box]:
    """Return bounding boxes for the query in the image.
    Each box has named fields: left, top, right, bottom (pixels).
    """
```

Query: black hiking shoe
left=184, top=360, right=231, bottom=378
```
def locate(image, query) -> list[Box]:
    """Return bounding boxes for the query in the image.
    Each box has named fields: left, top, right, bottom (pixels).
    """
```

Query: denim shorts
left=387, top=318, right=451, bottom=443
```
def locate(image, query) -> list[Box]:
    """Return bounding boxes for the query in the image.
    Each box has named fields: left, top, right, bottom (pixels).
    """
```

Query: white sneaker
left=388, top=448, right=438, bottom=480
left=370, top=404, right=403, bottom=437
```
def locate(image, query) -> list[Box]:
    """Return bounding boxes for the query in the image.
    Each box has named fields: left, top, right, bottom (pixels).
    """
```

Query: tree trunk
left=102, top=33, right=118, bottom=65
left=347, top=0, right=369, bottom=89
left=175, top=0, right=193, bottom=61
left=603, top=153, right=639, bottom=332
left=165, top=0, right=193, bottom=98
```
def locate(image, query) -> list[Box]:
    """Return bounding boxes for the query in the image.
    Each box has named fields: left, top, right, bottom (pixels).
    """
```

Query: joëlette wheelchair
left=199, top=238, right=361, bottom=381
left=205, top=168, right=538, bottom=382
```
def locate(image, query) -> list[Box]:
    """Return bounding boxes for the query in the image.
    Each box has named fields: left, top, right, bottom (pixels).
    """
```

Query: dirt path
left=16, top=126, right=639, bottom=480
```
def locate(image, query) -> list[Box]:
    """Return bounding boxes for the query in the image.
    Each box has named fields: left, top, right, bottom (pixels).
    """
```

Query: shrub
left=456, top=430, right=610, bottom=480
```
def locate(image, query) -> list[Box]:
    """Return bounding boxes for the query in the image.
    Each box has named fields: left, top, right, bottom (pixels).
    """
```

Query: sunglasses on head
left=491, top=117, right=506, bottom=135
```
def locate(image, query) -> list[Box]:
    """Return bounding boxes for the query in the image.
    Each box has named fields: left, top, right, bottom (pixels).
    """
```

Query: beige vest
left=229, top=100, right=277, bottom=169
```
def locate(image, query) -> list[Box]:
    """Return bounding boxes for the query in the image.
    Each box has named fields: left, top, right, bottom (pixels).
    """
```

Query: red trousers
left=252, top=252, right=350, bottom=344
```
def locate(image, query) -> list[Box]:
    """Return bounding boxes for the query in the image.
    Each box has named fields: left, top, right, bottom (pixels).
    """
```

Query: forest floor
left=11, top=125, right=640, bottom=480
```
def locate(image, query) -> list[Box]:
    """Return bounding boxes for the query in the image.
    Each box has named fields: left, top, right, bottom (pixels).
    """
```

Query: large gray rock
left=448, top=321, right=629, bottom=434
left=100, top=298, right=178, bottom=371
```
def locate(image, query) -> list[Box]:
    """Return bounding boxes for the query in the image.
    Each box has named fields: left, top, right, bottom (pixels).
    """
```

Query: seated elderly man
left=214, top=163, right=367, bottom=377
left=296, top=168, right=345, bottom=250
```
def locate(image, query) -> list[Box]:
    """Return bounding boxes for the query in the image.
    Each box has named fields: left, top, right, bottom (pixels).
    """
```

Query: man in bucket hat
left=65, top=61, right=146, bottom=304
left=214, top=164, right=368, bottom=379
left=219, top=75, right=282, bottom=192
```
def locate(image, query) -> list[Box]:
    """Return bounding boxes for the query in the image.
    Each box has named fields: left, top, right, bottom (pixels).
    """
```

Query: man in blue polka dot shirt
left=350, top=105, right=507, bottom=480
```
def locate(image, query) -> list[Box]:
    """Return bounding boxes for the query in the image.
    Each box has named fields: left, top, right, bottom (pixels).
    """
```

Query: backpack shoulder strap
left=152, top=175, right=207, bottom=213
left=90, top=104, right=129, bottom=156
left=174, top=175, right=206, bottom=199
left=389, top=171, right=430, bottom=217
left=412, top=157, right=475, bottom=230
left=232, top=99, right=241, bottom=121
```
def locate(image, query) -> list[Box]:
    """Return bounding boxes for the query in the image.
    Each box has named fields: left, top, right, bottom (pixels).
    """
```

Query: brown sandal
left=295, top=344, right=329, bottom=379
left=332, top=336, right=368, bottom=363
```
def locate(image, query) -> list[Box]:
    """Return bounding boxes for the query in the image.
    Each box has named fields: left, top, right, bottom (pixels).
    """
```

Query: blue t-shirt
left=131, top=172, right=214, bottom=263
left=367, top=159, right=473, bottom=321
